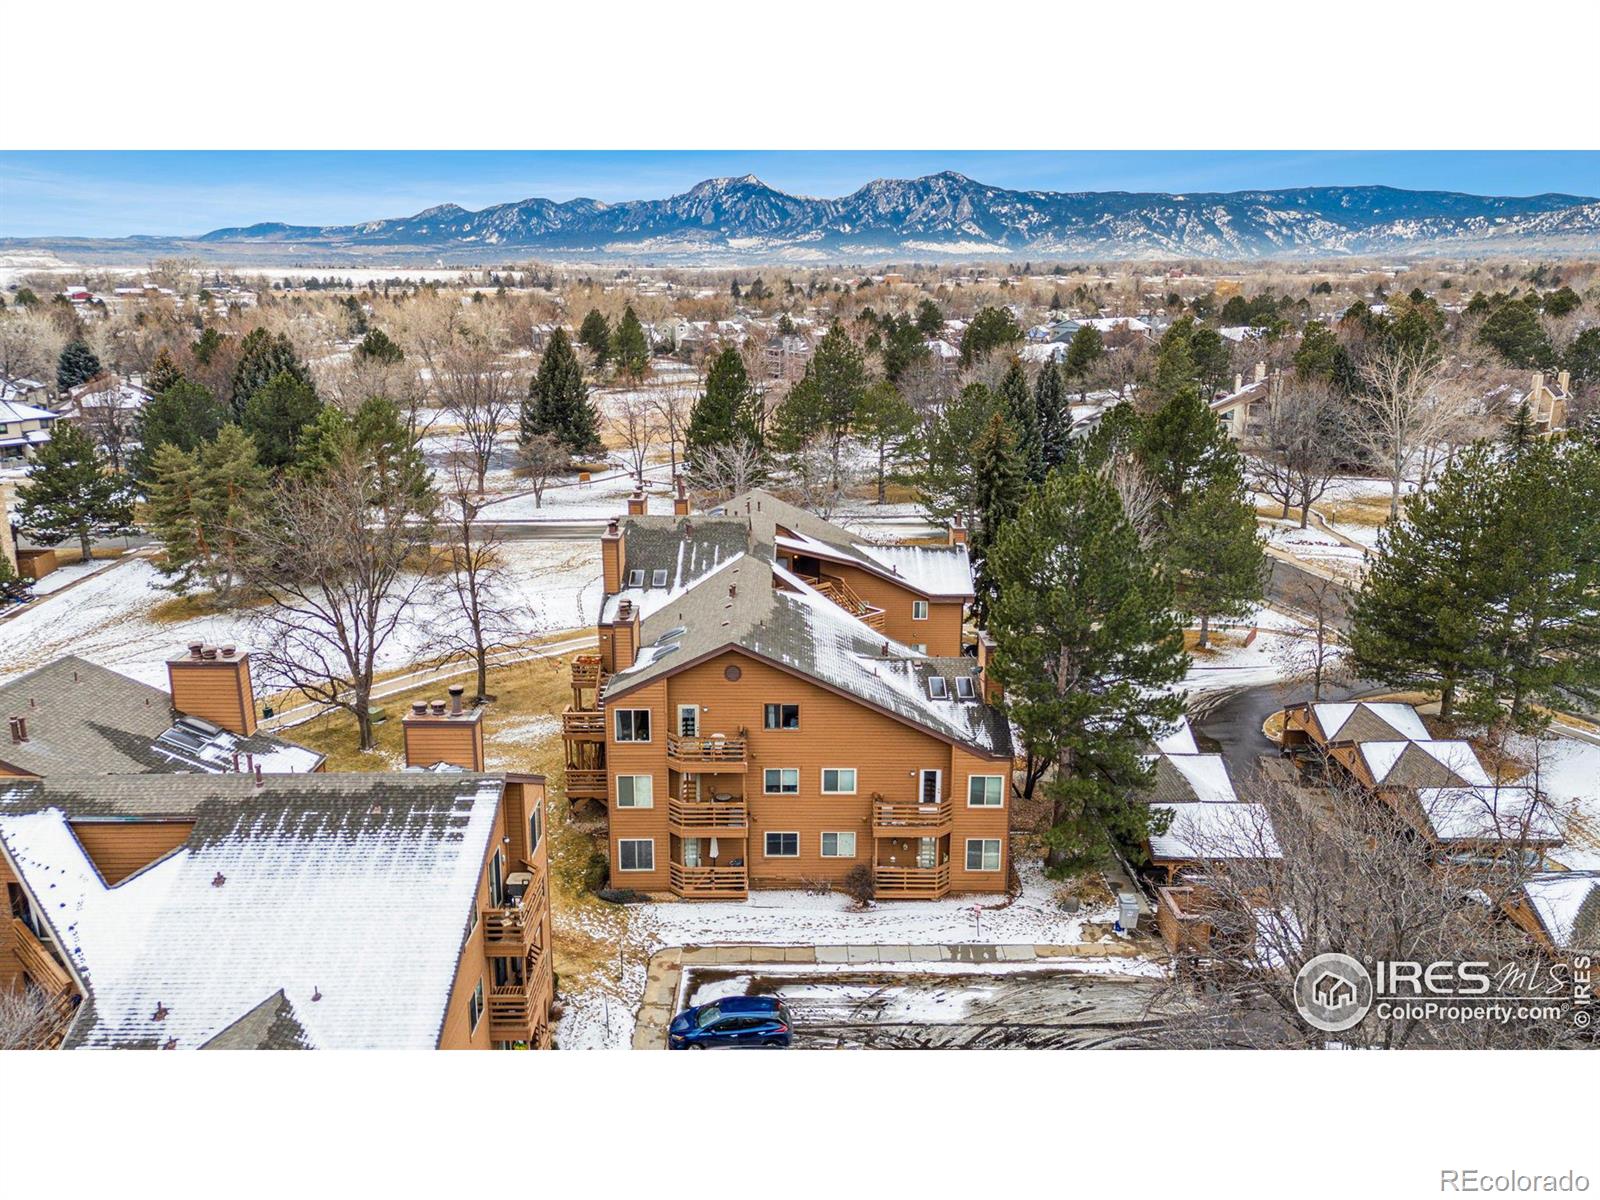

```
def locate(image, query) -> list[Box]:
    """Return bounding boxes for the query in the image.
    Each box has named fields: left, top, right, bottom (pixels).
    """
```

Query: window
left=966, top=838, right=1003, bottom=871
left=912, top=600, right=929, bottom=620
left=955, top=675, right=976, bottom=700
left=651, top=568, right=668, bottom=587
left=616, top=775, right=654, bottom=808
left=677, top=704, right=699, bottom=736
left=618, top=838, right=655, bottom=871
left=919, top=769, right=941, bottom=804
left=682, top=838, right=701, bottom=867
left=927, top=675, right=948, bottom=699
left=529, top=799, right=543, bottom=852
left=763, top=703, right=800, bottom=729
left=764, top=767, right=799, bottom=794
left=764, top=832, right=799, bottom=857
left=820, top=831, right=856, bottom=858
left=614, top=709, right=651, bottom=742
left=968, top=775, right=1005, bottom=808
left=488, top=849, right=504, bottom=907
left=821, top=768, right=857, bottom=794
left=627, top=568, right=645, bottom=588
left=468, top=980, right=484, bottom=1031
left=912, top=644, right=927, bottom=655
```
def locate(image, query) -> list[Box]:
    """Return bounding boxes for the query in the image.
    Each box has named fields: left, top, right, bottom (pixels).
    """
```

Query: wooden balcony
left=811, top=577, right=886, bottom=630
left=872, top=798, right=954, bottom=839
left=487, top=944, right=551, bottom=1041
left=1157, top=886, right=1213, bottom=956
left=562, top=707, right=605, bottom=741
left=669, top=862, right=749, bottom=899
left=9, top=918, right=78, bottom=1048
left=482, top=871, right=547, bottom=954
left=570, top=654, right=607, bottom=691
left=874, top=863, right=950, bottom=899
left=565, top=768, right=607, bottom=799
left=666, top=733, right=748, bottom=772
left=668, top=796, right=748, bottom=836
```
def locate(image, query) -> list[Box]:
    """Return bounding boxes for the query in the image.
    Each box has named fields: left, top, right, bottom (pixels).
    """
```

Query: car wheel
left=691, top=1042, right=708, bottom=1049
left=764, top=1038, right=785, bottom=1048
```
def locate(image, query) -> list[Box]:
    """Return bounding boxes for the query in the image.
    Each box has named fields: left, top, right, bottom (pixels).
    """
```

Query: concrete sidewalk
left=632, top=939, right=1151, bottom=1049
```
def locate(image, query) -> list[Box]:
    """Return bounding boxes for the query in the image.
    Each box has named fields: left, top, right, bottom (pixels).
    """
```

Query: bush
left=842, top=864, right=875, bottom=908
left=597, top=887, right=649, bottom=905
left=582, top=848, right=609, bottom=895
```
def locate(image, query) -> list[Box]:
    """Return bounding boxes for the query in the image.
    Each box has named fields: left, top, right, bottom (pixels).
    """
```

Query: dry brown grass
left=1321, top=495, right=1393, bottom=528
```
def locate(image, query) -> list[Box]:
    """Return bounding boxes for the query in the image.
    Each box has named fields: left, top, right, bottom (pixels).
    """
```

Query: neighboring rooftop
left=1312, top=701, right=1431, bottom=744
left=0, top=656, right=324, bottom=777
left=1149, top=802, right=1282, bottom=862
left=0, top=772, right=504, bottom=1049
left=1520, top=872, right=1600, bottom=952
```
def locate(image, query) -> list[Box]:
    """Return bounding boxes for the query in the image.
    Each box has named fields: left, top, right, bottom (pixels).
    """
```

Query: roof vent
left=430, top=699, right=447, bottom=716
left=212, top=872, right=227, bottom=888
left=448, top=684, right=465, bottom=716
left=152, top=1003, right=168, bottom=1022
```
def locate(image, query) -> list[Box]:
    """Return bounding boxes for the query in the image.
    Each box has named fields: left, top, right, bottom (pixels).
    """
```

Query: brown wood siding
left=437, top=801, right=507, bottom=1050
left=402, top=717, right=485, bottom=771
left=605, top=653, right=1007, bottom=895
left=166, top=658, right=256, bottom=736
left=69, top=820, right=194, bottom=885
left=817, top=561, right=965, bottom=656
left=0, top=853, right=20, bottom=991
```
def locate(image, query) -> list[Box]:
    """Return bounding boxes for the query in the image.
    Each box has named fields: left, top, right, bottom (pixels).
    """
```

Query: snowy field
left=0, top=542, right=601, bottom=689
left=1184, top=604, right=1325, bottom=694
left=1513, top=732, right=1600, bottom=872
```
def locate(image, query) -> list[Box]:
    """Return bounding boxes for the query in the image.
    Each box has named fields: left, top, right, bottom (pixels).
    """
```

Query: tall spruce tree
left=997, top=359, right=1043, bottom=482
left=1063, top=324, right=1104, bottom=400
left=56, top=340, right=101, bottom=391
left=521, top=328, right=600, bottom=458
left=230, top=328, right=308, bottom=418
left=1033, top=360, right=1072, bottom=474
left=853, top=380, right=918, bottom=506
left=959, top=306, right=1024, bottom=368
left=613, top=306, right=650, bottom=378
left=132, top=379, right=228, bottom=482
left=986, top=468, right=1188, bottom=873
left=916, top=382, right=1000, bottom=530
left=241, top=371, right=324, bottom=470
left=16, top=421, right=135, bottom=562
left=685, top=347, right=762, bottom=479
left=1165, top=479, right=1266, bottom=647
left=145, top=347, right=184, bottom=397
left=969, top=411, right=1028, bottom=623
left=578, top=308, right=612, bottom=369
left=770, top=322, right=867, bottom=486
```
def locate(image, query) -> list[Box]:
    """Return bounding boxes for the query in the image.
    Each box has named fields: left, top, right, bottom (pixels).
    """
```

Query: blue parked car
left=668, top=995, right=794, bottom=1049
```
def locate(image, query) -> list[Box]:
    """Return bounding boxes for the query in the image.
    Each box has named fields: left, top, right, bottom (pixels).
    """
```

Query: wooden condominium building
left=564, top=488, right=1014, bottom=902
left=0, top=649, right=326, bottom=779
left=0, top=769, right=554, bottom=1050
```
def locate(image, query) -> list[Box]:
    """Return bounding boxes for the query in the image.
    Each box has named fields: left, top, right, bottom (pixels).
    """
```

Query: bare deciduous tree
left=608, top=389, right=660, bottom=486
left=1245, top=375, right=1351, bottom=527
left=690, top=433, right=766, bottom=502
left=647, top=380, right=697, bottom=479
left=1354, top=346, right=1475, bottom=519
left=515, top=432, right=567, bottom=509
left=1270, top=570, right=1351, bottom=701
left=0, top=308, right=66, bottom=383
left=426, top=334, right=525, bottom=494
left=72, top=382, right=141, bottom=473
left=0, top=984, right=68, bottom=1050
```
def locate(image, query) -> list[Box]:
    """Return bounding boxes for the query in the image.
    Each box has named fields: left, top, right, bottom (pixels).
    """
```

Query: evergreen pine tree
left=521, top=328, right=600, bottom=458
left=969, top=411, right=1028, bottom=623
left=56, top=340, right=102, bottom=391
left=230, top=328, right=308, bottom=419
left=685, top=347, right=761, bottom=479
left=614, top=306, right=650, bottom=378
left=145, top=347, right=184, bottom=397
left=145, top=443, right=210, bottom=593
left=914, top=299, right=944, bottom=337
left=916, top=383, right=1000, bottom=530
left=1063, top=325, right=1104, bottom=399
left=769, top=323, right=867, bottom=486
left=997, top=360, right=1043, bottom=482
left=1137, top=384, right=1245, bottom=513
left=986, top=468, right=1187, bottom=873
left=1033, top=360, right=1071, bottom=474
left=16, top=421, right=134, bottom=562
left=578, top=309, right=612, bottom=370
left=241, top=371, right=324, bottom=470
left=1164, top=479, right=1266, bottom=647
left=355, top=329, right=404, bottom=364
left=132, top=380, right=228, bottom=482
left=959, top=306, right=1024, bottom=368
left=853, top=380, right=918, bottom=505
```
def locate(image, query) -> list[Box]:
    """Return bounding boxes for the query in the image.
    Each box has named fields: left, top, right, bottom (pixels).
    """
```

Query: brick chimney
left=673, top=475, right=690, bottom=517
left=947, top=518, right=967, bottom=546
left=601, top=518, right=625, bottom=595
left=167, top=643, right=257, bottom=736
left=607, top=599, right=642, bottom=672
left=626, top=491, right=647, bottom=516
left=402, top=684, right=485, bottom=770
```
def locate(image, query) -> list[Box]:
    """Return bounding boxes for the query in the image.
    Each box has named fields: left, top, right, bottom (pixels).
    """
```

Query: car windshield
left=695, top=1005, right=722, bottom=1029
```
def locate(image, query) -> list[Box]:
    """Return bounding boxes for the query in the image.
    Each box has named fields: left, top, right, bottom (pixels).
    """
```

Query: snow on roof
left=0, top=399, right=58, bottom=423
left=1415, top=785, right=1563, bottom=843
left=1520, top=872, right=1600, bottom=950
left=1164, top=754, right=1239, bottom=805
left=1149, top=802, right=1281, bottom=861
left=1154, top=718, right=1199, bottom=756
left=854, top=543, right=974, bottom=599
left=0, top=773, right=503, bottom=1049
left=1358, top=739, right=1491, bottom=788
left=1314, top=701, right=1430, bottom=743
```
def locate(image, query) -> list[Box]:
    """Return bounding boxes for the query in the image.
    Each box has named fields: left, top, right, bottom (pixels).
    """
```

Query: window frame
left=820, top=767, right=858, bottom=795
left=762, top=702, right=800, bottom=730
left=764, top=831, right=800, bottom=858
left=820, top=831, right=857, bottom=858
left=967, top=775, right=1005, bottom=808
left=613, top=708, right=652, bottom=742
left=763, top=767, right=800, bottom=795
left=919, top=768, right=942, bottom=804
left=965, top=837, right=1003, bottom=872
left=627, top=568, right=645, bottom=588
left=615, top=774, right=655, bottom=809
left=677, top=704, right=699, bottom=737
left=912, top=599, right=930, bottom=620
left=954, top=675, right=977, bottom=700
left=651, top=568, right=669, bottom=587
left=469, top=979, right=484, bottom=1031
left=927, top=675, right=948, bottom=699
left=617, top=838, right=655, bottom=872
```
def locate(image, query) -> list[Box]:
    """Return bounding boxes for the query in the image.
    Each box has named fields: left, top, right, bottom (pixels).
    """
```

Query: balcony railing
left=487, top=944, right=550, bottom=1038
left=666, top=733, right=748, bottom=769
left=565, top=768, right=607, bottom=799
left=570, top=654, right=607, bottom=691
left=810, top=577, right=886, bottom=630
left=562, top=708, right=605, bottom=738
left=874, top=863, right=951, bottom=899
left=482, top=872, right=546, bottom=953
left=12, top=917, right=73, bottom=996
left=872, top=798, right=954, bottom=837
left=668, top=796, right=748, bottom=832
left=669, top=862, right=749, bottom=898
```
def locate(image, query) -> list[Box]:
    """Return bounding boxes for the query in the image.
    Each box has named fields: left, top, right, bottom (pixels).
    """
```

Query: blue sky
left=2, top=151, right=1597, bottom=238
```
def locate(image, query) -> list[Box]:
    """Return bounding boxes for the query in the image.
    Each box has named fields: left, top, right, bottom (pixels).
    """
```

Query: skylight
left=927, top=676, right=948, bottom=699
left=955, top=676, right=976, bottom=700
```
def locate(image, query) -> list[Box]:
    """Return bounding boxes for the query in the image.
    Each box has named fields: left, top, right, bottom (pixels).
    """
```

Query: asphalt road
left=1189, top=678, right=1380, bottom=780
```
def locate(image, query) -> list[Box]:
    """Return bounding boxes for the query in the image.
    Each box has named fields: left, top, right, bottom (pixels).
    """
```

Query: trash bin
left=1116, top=892, right=1140, bottom=932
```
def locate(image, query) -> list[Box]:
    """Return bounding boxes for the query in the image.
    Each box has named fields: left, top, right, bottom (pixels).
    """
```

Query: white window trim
left=764, top=831, right=801, bottom=858
left=677, top=704, right=699, bottom=736
left=919, top=768, right=943, bottom=804
left=469, top=979, right=484, bottom=1031
left=820, top=831, right=857, bottom=858
left=965, top=837, right=1003, bottom=872
left=820, top=768, right=857, bottom=795
left=615, top=774, right=654, bottom=809
left=763, top=767, right=800, bottom=795
left=614, top=708, right=652, bottom=742
left=617, top=838, right=655, bottom=872
left=967, top=774, right=1006, bottom=808
left=912, top=599, right=929, bottom=620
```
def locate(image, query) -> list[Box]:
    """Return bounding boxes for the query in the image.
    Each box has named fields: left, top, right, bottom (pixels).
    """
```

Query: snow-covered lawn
left=1265, top=524, right=1368, bottom=576
left=1512, top=732, right=1600, bottom=872
left=1184, top=604, right=1319, bottom=694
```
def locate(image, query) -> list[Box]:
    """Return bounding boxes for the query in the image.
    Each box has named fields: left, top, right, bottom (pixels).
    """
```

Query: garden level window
left=966, top=838, right=1002, bottom=871
left=968, top=776, right=1005, bottom=807
left=820, top=832, right=856, bottom=858
left=763, top=703, right=800, bottom=729
left=912, top=600, right=929, bottom=620
left=821, top=768, right=857, bottom=794
left=764, top=768, right=799, bottom=795
left=616, top=775, right=654, bottom=808
left=614, top=709, right=651, bottom=742
left=765, top=832, right=799, bottom=857
left=618, top=839, right=654, bottom=872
